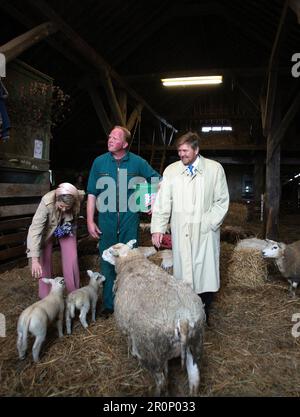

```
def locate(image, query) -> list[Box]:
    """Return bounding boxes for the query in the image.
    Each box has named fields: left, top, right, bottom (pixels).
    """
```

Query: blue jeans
left=0, top=98, right=10, bottom=137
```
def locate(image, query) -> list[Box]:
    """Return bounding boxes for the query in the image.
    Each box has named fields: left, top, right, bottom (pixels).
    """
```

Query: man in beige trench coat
left=151, top=131, right=229, bottom=324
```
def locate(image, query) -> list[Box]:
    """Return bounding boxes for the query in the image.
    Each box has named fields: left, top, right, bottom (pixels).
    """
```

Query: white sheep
left=65, top=270, right=105, bottom=334
left=262, top=239, right=300, bottom=296
left=102, top=240, right=205, bottom=396
left=17, top=277, right=65, bottom=363
left=138, top=246, right=173, bottom=271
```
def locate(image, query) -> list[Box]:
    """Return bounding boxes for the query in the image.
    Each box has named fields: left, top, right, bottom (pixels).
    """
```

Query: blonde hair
left=175, top=131, right=200, bottom=151
left=55, top=183, right=83, bottom=217
left=112, top=126, right=132, bottom=143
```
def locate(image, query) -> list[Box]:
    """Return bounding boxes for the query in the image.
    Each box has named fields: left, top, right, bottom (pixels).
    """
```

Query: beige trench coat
left=151, top=155, right=229, bottom=293
left=26, top=190, right=84, bottom=259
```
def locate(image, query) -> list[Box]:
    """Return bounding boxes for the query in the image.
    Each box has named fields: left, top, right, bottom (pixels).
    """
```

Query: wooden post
left=0, top=22, right=57, bottom=63
left=254, top=154, right=265, bottom=202
left=264, top=98, right=281, bottom=240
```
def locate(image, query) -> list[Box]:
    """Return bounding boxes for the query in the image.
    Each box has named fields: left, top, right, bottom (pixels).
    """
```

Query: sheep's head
left=261, top=240, right=284, bottom=259
left=102, top=240, right=137, bottom=265
left=87, top=270, right=106, bottom=286
left=42, top=277, right=65, bottom=290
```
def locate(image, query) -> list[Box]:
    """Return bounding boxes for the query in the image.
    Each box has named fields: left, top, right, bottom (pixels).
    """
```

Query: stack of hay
left=227, top=238, right=268, bottom=288
left=223, top=202, right=248, bottom=227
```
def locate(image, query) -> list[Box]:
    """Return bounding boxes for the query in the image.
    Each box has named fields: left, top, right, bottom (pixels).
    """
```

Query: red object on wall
left=161, top=234, right=172, bottom=249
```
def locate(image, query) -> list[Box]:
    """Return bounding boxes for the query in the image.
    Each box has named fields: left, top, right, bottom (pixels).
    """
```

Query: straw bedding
left=1, top=219, right=300, bottom=397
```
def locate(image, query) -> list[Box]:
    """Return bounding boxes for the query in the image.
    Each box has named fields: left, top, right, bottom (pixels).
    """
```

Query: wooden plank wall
left=0, top=187, right=88, bottom=267
left=0, top=181, right=47, bottom=264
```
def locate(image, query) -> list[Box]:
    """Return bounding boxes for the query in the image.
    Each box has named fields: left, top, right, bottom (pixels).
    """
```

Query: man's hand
left=31, top=258, right=42, bottom=279
left=152, top=232, right=164, bottom=249
left=87, top=221, right=102, bottom=239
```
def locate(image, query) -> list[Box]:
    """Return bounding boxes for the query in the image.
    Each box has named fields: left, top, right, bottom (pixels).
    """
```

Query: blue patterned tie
left=187, top=164, right=194, bottom=176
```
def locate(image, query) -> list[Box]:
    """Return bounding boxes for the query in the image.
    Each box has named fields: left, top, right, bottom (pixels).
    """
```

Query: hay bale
left=220, top=242, right=235, bottom=285
left=223, top=202, right=248, bottom=227
left=227, top=246, right=268, bottom=288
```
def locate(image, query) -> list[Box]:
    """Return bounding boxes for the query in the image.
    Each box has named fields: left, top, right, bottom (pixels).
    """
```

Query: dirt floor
left=1, top=215, right=300, bottom=397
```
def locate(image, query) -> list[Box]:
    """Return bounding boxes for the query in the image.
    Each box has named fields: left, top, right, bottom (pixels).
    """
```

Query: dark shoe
left=100, top=308, right=114, bottom=319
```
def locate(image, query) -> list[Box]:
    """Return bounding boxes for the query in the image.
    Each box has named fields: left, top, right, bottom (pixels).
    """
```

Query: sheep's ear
left=42, top=278, right=51, bottom=284
left=127, top=239, right=137, bottom=249
left=87, top=270, right=93, bottom=278
left=100, top=274, right=106, bottom=282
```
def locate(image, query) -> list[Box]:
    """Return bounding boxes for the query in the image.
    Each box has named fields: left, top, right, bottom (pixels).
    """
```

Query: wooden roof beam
left=0, top=1, right=89, bottom=71
left=262, top=0, right=289, bottom=136
left=27, top=0, right=177, bottom=133
left=0, top=21, right=57, bottom=63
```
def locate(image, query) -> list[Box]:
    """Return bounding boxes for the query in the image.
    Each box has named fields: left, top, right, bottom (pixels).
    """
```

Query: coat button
left=186, top=234, right=189, bottom=237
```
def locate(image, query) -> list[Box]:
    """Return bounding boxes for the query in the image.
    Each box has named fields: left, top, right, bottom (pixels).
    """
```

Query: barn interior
left=0, top=0, right=300, bottom=398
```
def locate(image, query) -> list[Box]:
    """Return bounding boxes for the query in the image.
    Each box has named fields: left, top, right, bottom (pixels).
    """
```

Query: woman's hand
left=87, top=221, right=102, bottom=239
left=31, top=258, right=43, bottom=279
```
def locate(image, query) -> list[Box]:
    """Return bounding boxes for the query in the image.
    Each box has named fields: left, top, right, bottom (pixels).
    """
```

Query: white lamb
left=17, top=277, right=65, bottom=363
left=65, top=270, right=105, bottom=334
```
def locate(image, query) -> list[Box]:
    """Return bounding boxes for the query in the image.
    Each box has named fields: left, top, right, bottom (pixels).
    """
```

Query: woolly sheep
left=236, top=238, right=269, bottom=251
left=139, top=246, right=173, bottom=271
left=262, top=239, right=300, bottom=296
left=102, top=240, right=205, bottom=396
left=66, top=270, right=105, bottom=334
left=17, top=277, right=65, bottom=363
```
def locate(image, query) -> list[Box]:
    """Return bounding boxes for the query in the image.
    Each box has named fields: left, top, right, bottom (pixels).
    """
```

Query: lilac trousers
left=39, top=234, right=80, bottom=299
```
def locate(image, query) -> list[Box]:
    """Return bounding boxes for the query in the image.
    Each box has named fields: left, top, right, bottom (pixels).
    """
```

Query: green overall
left=87, top=151, right=160, bottom=310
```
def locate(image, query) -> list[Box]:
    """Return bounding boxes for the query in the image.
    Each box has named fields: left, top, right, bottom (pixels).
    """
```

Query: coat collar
left=179, top=155, right=205, bottom=176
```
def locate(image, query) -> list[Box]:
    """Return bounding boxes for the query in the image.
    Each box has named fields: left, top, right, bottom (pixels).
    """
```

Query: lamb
left=65, top=270, right=105, bottom=334
left=102, top=240, right=205, bottom=396
left=17, top=277, right=65, bottom=363
left=262, top=239, right=300, bottom=296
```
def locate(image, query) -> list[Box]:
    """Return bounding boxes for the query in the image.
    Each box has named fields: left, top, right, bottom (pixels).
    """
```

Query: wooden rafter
left=102, top=73, right=125, bottom=126
left=0, top=1, right=89, bottom=71
left=127, top=104, right=143, bottom=131
left=26, top=0, right=176, bottom=132
left=0, top=22, right=57, bottom=63
left=87, top=87, right=112, bottom=136
left=117, top=89, right=127, bottom=124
